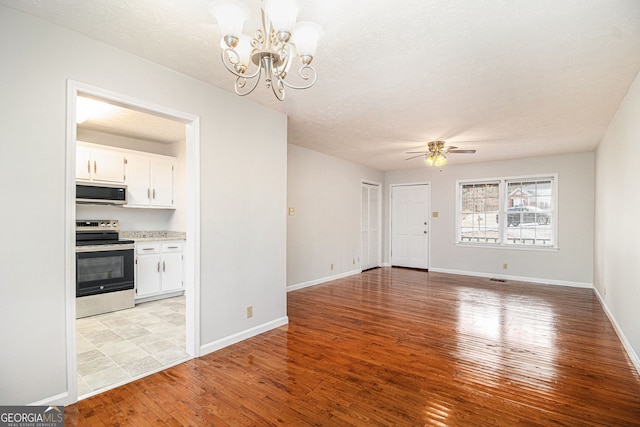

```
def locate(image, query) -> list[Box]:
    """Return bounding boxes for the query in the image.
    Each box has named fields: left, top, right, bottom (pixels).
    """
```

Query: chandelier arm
left=280, top=64, right=318, bottom=90
left=221, top=49, right=261, bottom=80
left=270, top=77, right=286, bottom=101
left=272, top=47, right=292, bottom=79
left=234, top=66, right=263, bottom=97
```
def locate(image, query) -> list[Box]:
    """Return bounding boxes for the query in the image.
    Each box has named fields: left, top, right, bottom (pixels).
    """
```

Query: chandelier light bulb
left=264, top=0, right=299, bottom=33
left=425, top=155, right=435, bottom=166
left=209, top=0, right=250, bottom=40
left=291, top=21, right=323, bottom=59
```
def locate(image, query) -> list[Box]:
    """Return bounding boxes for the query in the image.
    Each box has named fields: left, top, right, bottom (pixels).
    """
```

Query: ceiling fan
left=406, top=140, right=476, bottom=166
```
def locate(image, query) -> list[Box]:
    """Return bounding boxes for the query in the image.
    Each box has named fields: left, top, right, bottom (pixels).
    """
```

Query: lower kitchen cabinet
left=135, top=241, right=184, bottom=300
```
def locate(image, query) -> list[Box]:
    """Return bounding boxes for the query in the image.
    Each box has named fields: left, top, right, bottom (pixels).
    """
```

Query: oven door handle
left=76, top=243, right=135, bottom=253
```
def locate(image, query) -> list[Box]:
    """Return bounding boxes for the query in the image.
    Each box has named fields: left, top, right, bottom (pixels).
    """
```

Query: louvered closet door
left=361, top=183, right=381, bottom=271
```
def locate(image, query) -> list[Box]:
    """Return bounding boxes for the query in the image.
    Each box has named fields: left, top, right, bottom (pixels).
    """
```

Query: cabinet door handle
left=147, top=188, right=151, bottom=199
left=94, top=160, right=97, bottom=174
left=163, top=261, right=166, bottom=272
left=153, top=189, right=156, bottom=199
left=157, top=262, right=160, bottom=272
left=87, top=160, right=90, bottom=174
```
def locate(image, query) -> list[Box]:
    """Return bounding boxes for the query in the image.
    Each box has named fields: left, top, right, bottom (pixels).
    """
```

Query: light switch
left=432, top=211, right=439, bottom=218
left=288, top=207, right=295, bottom=216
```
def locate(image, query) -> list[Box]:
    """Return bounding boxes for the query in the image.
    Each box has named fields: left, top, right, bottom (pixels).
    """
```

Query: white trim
left=287, top=269, right=361, bottom=292
left=428, top=267, right=592, bottom=288
left=593, top=288, right=640, bottom=375
left=65, top=80, right=201, bottom=405
left=29, top=392, right=69, bottom=407
left=185, top=115, right=201, bottom=359
left=200, top=317, right=289, bottom=356
left=64, top=81, right=79, bottom=407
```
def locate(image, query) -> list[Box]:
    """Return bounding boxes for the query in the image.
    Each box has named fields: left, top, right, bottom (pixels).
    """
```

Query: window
left=457, top=175, right=557, bottom=248
left=459, top=182, right=500, bottom=244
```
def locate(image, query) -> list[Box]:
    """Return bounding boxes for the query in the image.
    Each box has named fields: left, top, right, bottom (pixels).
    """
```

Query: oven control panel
left=76, top=220, right=120, bottom=232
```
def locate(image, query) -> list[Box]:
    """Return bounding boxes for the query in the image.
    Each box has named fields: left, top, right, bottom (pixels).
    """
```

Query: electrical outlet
left=503, top=263, right=508, bottom=270
left=330, top=263, right=334, bottom=270
left=353, top=258, right=356, bottom=265
left=246, top=305, right=253, bottom=318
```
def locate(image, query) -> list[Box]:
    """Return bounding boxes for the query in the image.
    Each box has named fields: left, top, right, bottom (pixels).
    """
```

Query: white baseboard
left=287, top=269, right=361, bottom=292
left=593, top=288, right=640, bottom=375
left=29, top=391, right=68, bottom=406
left=428, top=267, right=592, bottom=288
left=200, top=316, right=289, bottom=356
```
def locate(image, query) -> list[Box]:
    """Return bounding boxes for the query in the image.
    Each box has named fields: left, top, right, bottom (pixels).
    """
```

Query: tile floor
left=76, top=295, right=189, bottom=395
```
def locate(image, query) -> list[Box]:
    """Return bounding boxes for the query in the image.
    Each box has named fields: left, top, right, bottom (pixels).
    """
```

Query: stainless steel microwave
left=76, top=182, right=127, bottom=205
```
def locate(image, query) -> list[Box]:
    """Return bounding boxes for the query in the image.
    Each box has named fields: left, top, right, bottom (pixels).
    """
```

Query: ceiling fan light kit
left=406, top=140, right=476, bottom=167
left=209, top=0, right=323, bottom=101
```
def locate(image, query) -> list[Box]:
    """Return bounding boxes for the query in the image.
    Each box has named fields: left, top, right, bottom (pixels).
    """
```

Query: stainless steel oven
left=76, top=220, right=135, bottom=318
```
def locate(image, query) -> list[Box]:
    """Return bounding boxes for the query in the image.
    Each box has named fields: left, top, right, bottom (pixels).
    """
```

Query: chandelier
left=424, top=141, right=448, bottom=167
left=209, top=0, right=323, bottom=101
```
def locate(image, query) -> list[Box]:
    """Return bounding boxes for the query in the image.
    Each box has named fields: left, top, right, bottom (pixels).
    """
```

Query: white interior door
left=361, top=183, right=381, bottom=270
left=391, top=184, right=430, bottom=269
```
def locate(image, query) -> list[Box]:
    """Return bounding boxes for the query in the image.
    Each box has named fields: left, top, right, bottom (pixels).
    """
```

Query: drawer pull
left=143, top=248, right=155, bottom=251
left=167, top=246, right=179, bottom=249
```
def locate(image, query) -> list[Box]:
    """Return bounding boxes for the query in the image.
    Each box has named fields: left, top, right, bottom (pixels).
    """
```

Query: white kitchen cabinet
left=125, top=152, right=176, bottom=209
left=135, top=241, right=184, bottom=300
left=76, top=142, right=126, bottom=183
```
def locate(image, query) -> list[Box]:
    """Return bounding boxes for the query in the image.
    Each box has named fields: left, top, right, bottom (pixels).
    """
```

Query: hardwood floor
left=65, top=268, right=640, bottom=426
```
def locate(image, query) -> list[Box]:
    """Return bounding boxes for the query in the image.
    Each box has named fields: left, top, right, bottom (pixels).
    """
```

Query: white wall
left=287, top=145, right=385, bottom=288
left=594, top=70, right=640, bottom=364
left=0, top=6, right=287, bottom=405
left=385, top=152, right=595, bottom=286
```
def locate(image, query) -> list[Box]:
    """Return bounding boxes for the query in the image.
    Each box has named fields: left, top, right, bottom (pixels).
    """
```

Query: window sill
left=455, top=242, right=559, bottom=252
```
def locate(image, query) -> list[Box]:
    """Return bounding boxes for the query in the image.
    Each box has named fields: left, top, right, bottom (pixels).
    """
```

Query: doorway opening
left=65, top=81, right=200, bottom=403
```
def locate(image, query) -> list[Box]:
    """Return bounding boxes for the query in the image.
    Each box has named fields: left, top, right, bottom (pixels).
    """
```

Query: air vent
left=489, top=278, right=506, bottom=283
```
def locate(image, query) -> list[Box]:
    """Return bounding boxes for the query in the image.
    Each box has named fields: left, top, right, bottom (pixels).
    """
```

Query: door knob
left=424, top=230, right=428, bottom=234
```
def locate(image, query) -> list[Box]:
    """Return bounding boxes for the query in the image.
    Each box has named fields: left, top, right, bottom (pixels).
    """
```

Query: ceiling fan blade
left=405, top=151, right=428, bottom=154
left=445, top=146, right=458, bottom=150
left=405, top=154, right=426, bottom=160
left=447, top=149, right=476, bottom=154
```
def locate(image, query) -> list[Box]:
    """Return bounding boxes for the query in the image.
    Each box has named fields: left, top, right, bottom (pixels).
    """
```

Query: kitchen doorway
left=65, top=81, right=201, bottom=402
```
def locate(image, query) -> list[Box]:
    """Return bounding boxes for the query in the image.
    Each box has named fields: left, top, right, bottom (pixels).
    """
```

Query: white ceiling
left=3, top=0, right=640, bottom=171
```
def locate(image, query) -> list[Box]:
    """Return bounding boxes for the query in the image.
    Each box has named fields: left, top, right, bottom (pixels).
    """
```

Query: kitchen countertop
left=120, top=231, right=186, bottom=242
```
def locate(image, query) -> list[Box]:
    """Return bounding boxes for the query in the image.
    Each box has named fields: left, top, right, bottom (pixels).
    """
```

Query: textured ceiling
left=2, top=0, right=640, bottom=171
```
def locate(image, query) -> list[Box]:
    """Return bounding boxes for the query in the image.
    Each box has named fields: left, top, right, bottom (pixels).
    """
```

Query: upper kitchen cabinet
left=76, top=142, right=126, bottom=183
left=125, top=151, right=176, bottom=209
